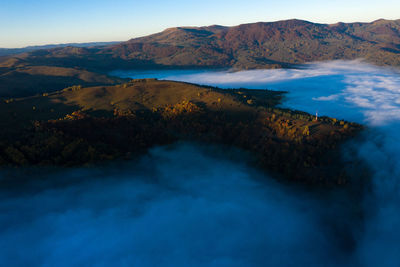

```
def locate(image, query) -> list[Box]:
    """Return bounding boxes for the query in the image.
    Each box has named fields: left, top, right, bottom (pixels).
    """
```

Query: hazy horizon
left=1, top=0, right=399, bottom=48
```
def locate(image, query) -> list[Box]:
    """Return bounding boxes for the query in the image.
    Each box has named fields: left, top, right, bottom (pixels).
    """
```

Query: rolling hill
left=0, top=79, right=362, bottom=184
left=0, top=65, right=125, bottom=98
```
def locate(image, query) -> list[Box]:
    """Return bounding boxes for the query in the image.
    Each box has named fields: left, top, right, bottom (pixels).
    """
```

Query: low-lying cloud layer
left=0, top=144, right=357, bottom=266
left=351, top=124, right=400, bottom=267
left=115, top=61, right=400, bottom=266
left=117, top=60, right=400, bottom=125
left=1, top=61, right=399, bottom=266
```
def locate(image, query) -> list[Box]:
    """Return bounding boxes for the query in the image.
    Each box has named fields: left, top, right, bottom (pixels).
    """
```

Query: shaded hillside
left=0, top=79, right=362, bottom=185
left=0, top=64, right=126, bottom=98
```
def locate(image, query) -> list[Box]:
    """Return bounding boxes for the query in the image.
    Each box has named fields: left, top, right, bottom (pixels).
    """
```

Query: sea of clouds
left=142, top=60, right=400, bottom=266
left=115, top=60, right=400, bottom=125
left=1, top=61, right=399, bottom=266
left=0, top=143, right=358, bottom=266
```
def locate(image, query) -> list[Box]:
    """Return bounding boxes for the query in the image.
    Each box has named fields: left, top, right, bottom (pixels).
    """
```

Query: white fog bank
left=113, top=60, right=400, bottom=125
left=112, top=61, right=400, bottom=266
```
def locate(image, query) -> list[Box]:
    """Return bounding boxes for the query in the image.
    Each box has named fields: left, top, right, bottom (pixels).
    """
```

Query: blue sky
left=1, top=0, right=399, bottom=48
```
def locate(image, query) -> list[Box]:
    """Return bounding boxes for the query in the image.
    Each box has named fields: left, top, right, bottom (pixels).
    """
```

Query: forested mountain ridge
left=107, top=18, right=400, bottom=68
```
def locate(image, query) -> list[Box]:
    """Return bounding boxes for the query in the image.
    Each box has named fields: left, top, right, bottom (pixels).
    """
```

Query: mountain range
left=108, top=18, right=400, bottom=69
left=0, top=42, right=120, bottom=57
left=1, top=18, right=399, bottom=97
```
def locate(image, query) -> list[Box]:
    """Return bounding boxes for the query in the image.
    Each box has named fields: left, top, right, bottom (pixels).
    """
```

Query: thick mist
left=114, top=60, right=400, bottom=266
left=0, top=143, right=356, bottom=266
left=1, top=61, right=399, bottom=266
left=114, top=60, right=400, bottom=125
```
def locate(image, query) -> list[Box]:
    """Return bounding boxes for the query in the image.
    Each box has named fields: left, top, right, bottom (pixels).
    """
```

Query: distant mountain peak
left=373, top=18, right=390, bottom=23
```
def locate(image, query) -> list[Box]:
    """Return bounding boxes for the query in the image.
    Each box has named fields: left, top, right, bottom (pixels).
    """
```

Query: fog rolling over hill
left=0, top=143, right=363, bottom=266
left=1, top=61, right=399, bottom=266
left=1, top=13, right=400, bottom=265
left=117, top=61, right=400, bottom=266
